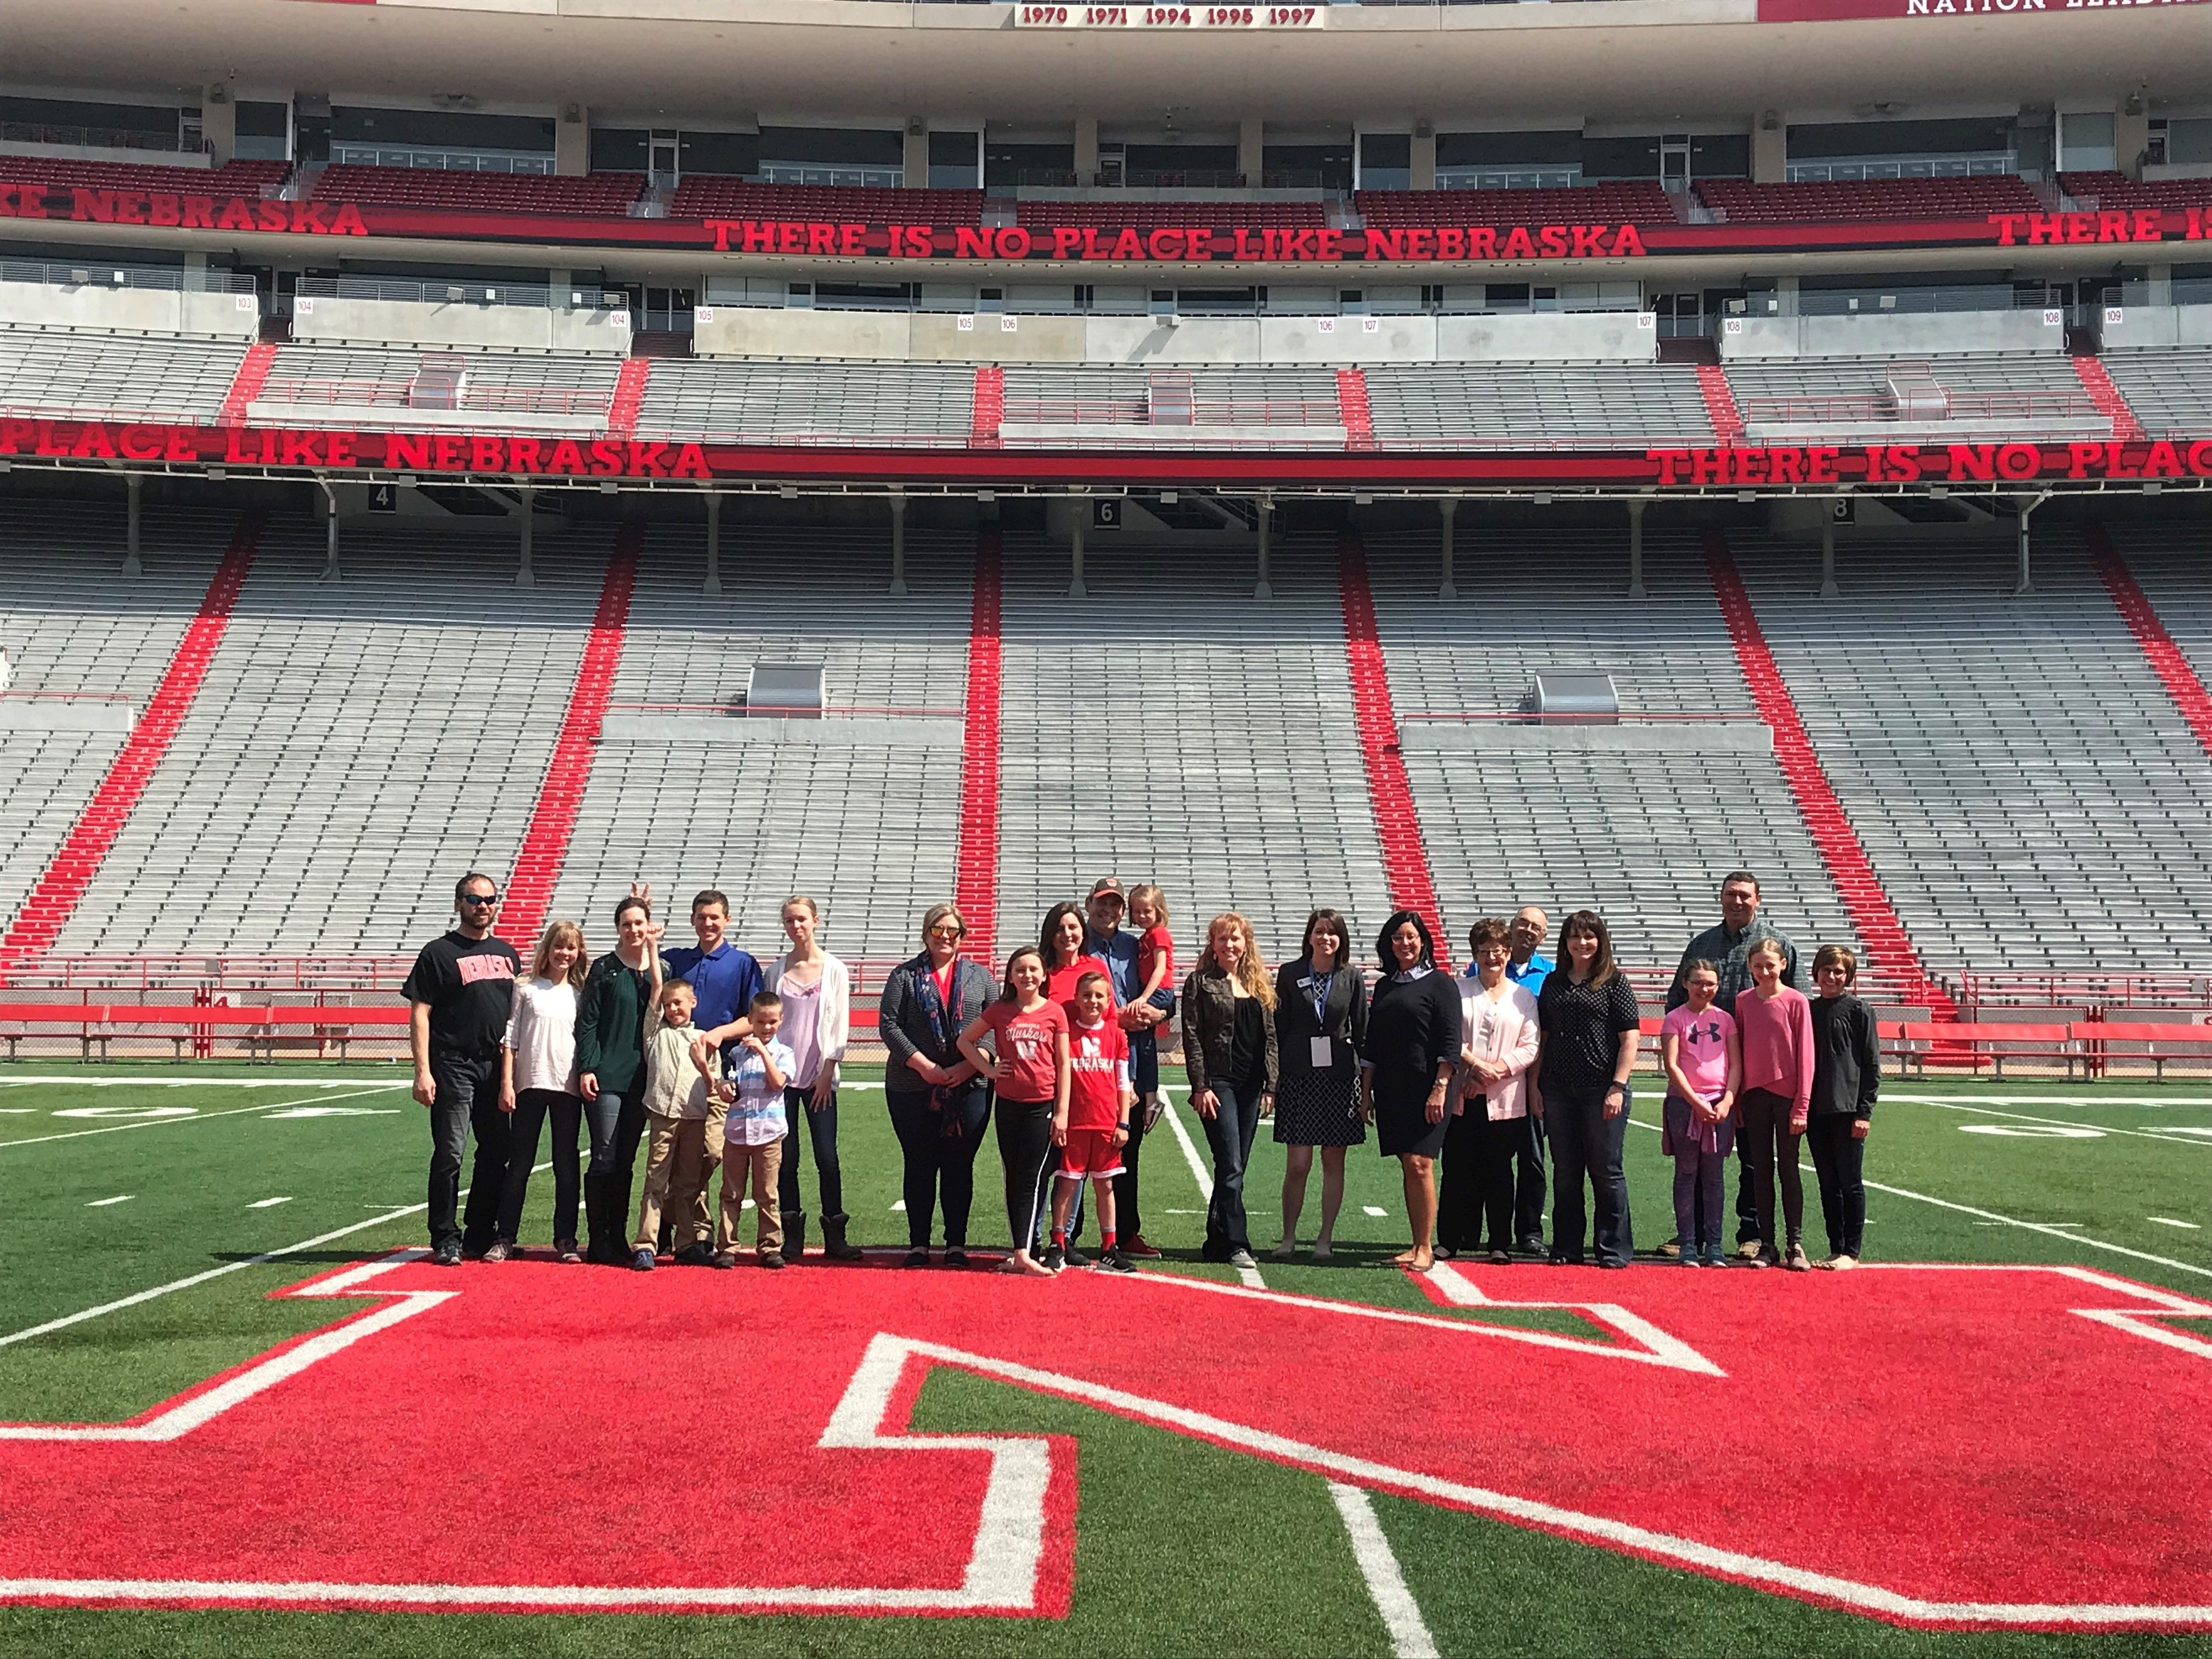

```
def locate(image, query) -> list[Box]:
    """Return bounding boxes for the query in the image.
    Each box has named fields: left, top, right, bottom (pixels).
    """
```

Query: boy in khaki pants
left=629, top=980, right=724, bottom=1272
left=710, top=990, right=795, bottom=1269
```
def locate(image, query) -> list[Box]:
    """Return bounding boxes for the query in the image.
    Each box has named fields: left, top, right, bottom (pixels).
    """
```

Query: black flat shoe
left=942, top=1248, right=969, bottom=1269
left=904, top=1248, right=931, bottom=1268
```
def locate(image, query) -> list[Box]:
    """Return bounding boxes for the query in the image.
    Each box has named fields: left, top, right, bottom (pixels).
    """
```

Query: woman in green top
left=575, top=885, right=668, bottom=1265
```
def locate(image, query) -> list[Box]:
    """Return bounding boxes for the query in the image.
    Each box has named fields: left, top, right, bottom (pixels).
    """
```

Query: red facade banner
left=1759, top=0, right=2210, bottom=20
left=2, top=182, right=2208, bottom=264
left=3, top=416, right=2209, bottom=492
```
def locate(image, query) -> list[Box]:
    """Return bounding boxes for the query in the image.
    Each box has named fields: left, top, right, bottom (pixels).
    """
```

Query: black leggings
left=995, top=1095, right=1059, bottom=1255
left=1438, top=1104, right=1517, bottom=1255
left=776, top=1084, right=844, bottom=1218
left=886, top=1084, right=990, bottom=1249
left=1739, top=1087, right=1805, bottom=1249
left=496, top=1088, right=582, bottom=1246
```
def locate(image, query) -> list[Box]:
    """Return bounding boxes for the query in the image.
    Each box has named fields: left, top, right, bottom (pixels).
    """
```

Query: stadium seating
left=1356, top=183, right=1674, bottom=225
left=0, top=153, right=289, bottom=195
left=0, top=501, right=240, bottom=930
left=1728, top=528, right=2212, bottom=972
left=2058, top=171, right=2212, bottom=212
left=992, top=531, right=1396, bottom=953
left=308, top=165, right=645, bottom=215
left=1694, top=176, right=2042, bottom=223
left=1724, top=351, right=2103, bottom=437
left=48, top=514, right=611, bottom=957
left=1361, top=527, right=1870, bottom=980
left=0, top=323, right=246, bottom=420
left=1014, top=199, right=1326, bottom=229
left=630, top=358, right=975, bottom=444
left=2098, top=345, right=2212, bottom=439
left=998, top=366, right=1342, bottom=434
left=668, top=179, right=984, bottom=223
left=1362, top=362, right=1719, bottom=447
left=545, top=522, right=974, bottom=956
left=251, top=342, right=624, bottom=428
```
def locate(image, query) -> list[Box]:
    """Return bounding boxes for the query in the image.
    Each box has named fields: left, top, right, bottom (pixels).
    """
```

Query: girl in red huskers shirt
left=1045, top=972, right=1137, bottom=1275
left=1733, top=936, right=1816, bottom=1273
left=958, top=946, right=1070, bottom=1278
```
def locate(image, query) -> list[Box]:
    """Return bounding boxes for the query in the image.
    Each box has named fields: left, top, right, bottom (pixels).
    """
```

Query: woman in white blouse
left=764, top=895, right=861, bottom=1262
left=492, top=921, right=589, bottom=1262
left=1438, top=918, right=1543, bottom=1266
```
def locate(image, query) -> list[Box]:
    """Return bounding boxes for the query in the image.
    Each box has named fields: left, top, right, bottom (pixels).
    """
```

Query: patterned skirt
left=1270, top=1066, right=1366, bottom=1147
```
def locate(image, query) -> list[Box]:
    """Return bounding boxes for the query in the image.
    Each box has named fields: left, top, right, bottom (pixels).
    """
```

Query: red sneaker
left=1121, top=1234, right=1163, bottom=1259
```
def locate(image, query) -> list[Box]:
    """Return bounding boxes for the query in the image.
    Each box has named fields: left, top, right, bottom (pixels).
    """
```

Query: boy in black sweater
left=1807, top=944, right=1880, bottom=1268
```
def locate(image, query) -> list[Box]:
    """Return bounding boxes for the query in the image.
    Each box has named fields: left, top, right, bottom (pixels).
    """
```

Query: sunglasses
left=928, top=925, right=964, bottom=939
left=460, top=893, right=500, bottom=907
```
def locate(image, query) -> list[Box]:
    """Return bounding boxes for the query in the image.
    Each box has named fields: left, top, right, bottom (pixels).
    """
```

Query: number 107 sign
left=1016, top=5, right=1326, bottom=25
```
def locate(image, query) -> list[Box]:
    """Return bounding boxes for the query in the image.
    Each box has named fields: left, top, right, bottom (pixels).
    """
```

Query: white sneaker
left=1228, top=1248, right=1258, bottom=1270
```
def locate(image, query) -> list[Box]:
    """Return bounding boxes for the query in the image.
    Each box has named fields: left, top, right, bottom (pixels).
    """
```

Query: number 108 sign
left=1016, top=5, right=1325, bottom=25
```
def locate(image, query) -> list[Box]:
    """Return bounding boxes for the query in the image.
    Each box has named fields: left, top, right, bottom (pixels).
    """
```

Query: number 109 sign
left=1015, top=5, right=1326, bottom=26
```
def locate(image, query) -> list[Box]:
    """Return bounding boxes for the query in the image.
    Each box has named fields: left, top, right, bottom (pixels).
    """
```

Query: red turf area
left=2, top=1255, right=2209, bottom=1628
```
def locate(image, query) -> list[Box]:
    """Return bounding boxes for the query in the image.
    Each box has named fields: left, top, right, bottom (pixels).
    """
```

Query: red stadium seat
left=668, top=178, right=986, bottom=223
left=2058, top=171, right=2212, bottom=212
left=1692, top=175, right=2042, bottom=223
left=307, top=165, right=645, bottom=215
left=1355, top=183, right=1675, bottom=225
left=0, top=153, right=290, bottom=194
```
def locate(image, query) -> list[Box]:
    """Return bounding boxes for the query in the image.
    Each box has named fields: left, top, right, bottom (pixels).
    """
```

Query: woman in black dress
left=1271, top=908, right=1366, bottom=1262
left=1358, top=910, right=1462, bottom=1274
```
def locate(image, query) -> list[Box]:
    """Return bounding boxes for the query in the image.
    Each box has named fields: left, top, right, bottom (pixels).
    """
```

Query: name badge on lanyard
left=1306, top=970, right=1333, bottom=1068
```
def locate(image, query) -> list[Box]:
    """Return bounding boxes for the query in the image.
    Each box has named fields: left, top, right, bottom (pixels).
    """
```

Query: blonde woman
left=763, top=895, right=861, bottom=1262
left=1181, top=912, right=1278, bottom=1270
left=492, top=920, right=590, bottom=1262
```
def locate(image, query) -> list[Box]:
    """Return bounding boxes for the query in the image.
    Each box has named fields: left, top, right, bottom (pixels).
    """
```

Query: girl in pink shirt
left=1732, top=938, right=1815, bottom=1271
left=1659, top=961, right=1741, bottom=1269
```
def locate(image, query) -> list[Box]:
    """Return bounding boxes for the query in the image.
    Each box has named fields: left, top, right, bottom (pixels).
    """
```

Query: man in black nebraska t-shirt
left=404, top=872, right=522, bottom=1266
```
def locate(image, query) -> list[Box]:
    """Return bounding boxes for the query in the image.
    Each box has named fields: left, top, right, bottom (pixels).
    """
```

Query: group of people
left=400, top=867, right=1875, bottom=1277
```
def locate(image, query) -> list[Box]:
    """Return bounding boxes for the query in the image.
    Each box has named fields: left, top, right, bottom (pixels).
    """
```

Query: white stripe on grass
left=0, top=1163, right=550, bottom=1350
left=1623, top=1116, right=2212, bottom=1281
left=85, top=1195, right=133, bottom=1207
left=1908, top=1098, right=2212, bottom=1146
left=1329, top=1482, right=1438, bottom=1659
left=0, top=1086, right=404, bottom=1149
left=1156, top=1090, right=1265, bottom=1288
left=0, top=1075, right=411, bottom=1090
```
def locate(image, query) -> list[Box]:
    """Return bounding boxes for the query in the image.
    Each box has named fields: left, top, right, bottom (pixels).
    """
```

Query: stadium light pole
left=122, top=474, right=142, bottom=578
left=704, top=490, right=723, bottom=595
left=889, top=491, right=907, bottom=596
left=1626, top=498, right=1647, bottom=600
left=1438, top=496, right=1458, bottom=600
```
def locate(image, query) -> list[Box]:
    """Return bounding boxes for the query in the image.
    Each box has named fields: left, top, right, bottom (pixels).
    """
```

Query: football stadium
left=2, top=0, right=2211, bottom=1654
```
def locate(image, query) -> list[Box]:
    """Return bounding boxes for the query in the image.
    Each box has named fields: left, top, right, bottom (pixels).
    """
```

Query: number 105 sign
left=1016, top=5, right=1326, bottom=25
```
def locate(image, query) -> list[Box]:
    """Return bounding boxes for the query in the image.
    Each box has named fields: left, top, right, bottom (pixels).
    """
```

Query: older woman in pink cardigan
left=1437, top=918, right=1543, bottom=1265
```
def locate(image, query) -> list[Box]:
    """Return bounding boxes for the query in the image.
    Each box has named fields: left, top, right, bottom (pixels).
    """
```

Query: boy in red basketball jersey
left=1046, top=972, right=1136, bottom=1274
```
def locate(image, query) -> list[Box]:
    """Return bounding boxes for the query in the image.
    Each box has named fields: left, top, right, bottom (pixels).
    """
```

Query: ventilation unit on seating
left=1147, top=370, right=1194, bottom=426
left=1882, top=360, right=1950, bottom=422
left=1525, top=672, right=1620, bottom=724
left=743, top=663, right=824, bottom=718
left=408, top=353, right=471, bottom=411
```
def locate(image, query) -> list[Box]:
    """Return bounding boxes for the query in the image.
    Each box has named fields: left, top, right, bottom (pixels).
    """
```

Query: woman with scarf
left=878, top=902, right=997, bottom=1268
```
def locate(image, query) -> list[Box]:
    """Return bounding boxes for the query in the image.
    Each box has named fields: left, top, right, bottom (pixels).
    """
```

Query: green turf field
left=1, top=1062, right=2208, bottom=1658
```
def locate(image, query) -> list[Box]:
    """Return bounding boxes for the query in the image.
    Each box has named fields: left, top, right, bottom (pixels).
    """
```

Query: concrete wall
left=1722, top=308, right=2067, bottom=360
left=2101, top=304, right=2212, bottom=349
left=0, top=279, right=259, bottom=339
left=289, top=294, right=632, bottom=353
left=695, top=304, right=1657, bottom=365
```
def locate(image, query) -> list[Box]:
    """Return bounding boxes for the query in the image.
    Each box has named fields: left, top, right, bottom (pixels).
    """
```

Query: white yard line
left=1624, top=1115, right=2210, bottom=1280
left=0, top=1163, right=550, bottom=1350
left=1888, top=1092, right=2212, bottom=1109
left=0, top=1075, right=408, bottom=1089
left=1156, top=1091, right=1265, bottom=1288
left=246, top=1197, right=294, bottom=1210
left=2148, top=1217, right=2203, bottom=1231
left=1329, top=1483, right=1439, bottom=1659
left=85, top=1195, right=133, bottom=1208
left=1908, top=1098, right=2212, bottom=1145
left=0, top=1086, right=403, bottom=1149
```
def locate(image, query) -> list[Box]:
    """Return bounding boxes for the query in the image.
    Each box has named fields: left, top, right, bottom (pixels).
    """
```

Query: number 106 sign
left=1015, top=5, right=1326, bottom=25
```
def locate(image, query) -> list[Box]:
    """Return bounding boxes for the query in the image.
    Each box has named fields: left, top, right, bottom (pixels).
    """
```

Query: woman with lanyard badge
left=1271, top=908, right=1366, bottom=1261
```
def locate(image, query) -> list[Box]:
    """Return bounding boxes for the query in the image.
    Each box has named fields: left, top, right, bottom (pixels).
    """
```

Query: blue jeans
left=1666, top=1095, right=1736, bottom=1257
left=496, top=1088, right=583, bottom=1246
left=427, top=1052, right=507, bottom=1254
left=777, top=1085, right=844, bottom=1218
left=1546, top=1082, right=1634, bottom=1267
left=1199, top=1073, right=1264, bottom=1259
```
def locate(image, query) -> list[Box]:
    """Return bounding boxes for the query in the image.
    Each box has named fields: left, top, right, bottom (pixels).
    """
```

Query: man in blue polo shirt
left=661, top=888, right=763, bottom=1262
left=1503, top=905, right=1553, bottom=1255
